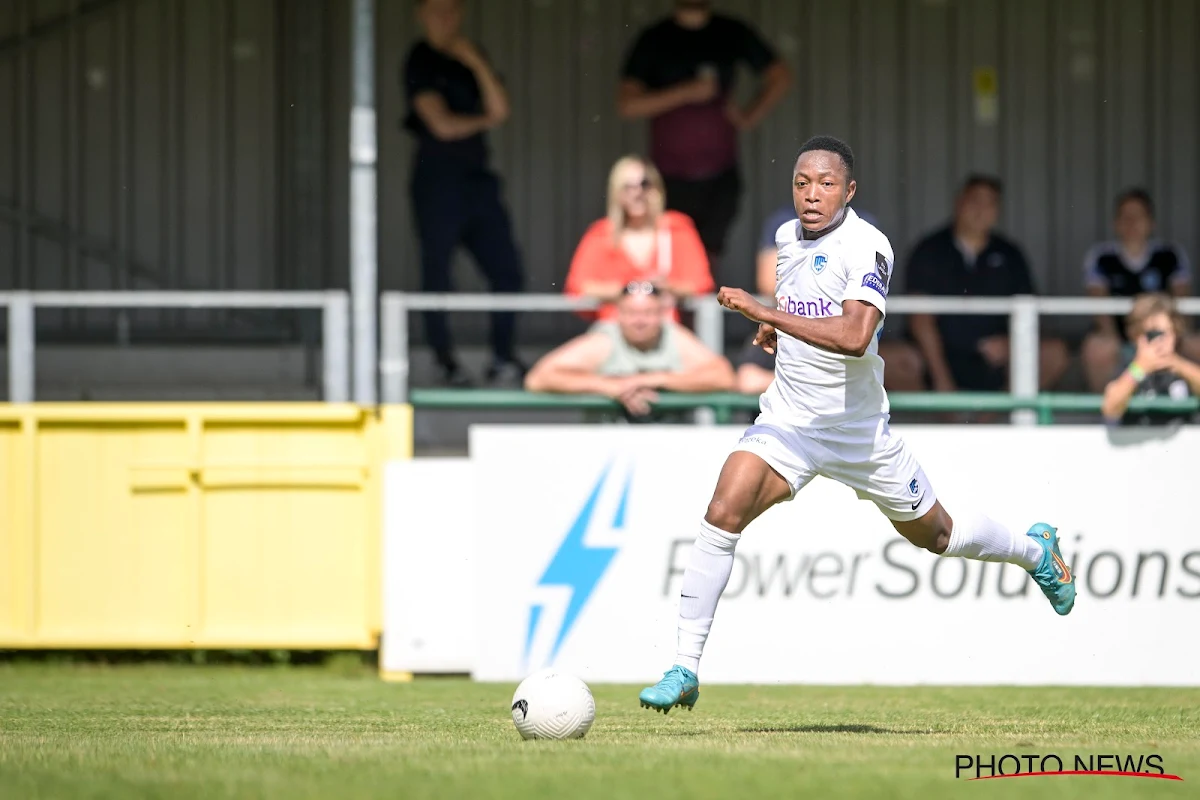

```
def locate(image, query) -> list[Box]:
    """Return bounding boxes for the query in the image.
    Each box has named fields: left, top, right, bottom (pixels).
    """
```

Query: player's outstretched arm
left=764, top=299, right=880, bottom=357
left=717, top=287, right=878, bottom=357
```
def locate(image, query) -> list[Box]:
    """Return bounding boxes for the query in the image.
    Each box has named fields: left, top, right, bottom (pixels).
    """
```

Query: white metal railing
left=0, top=291, right=351, bottom=403
left=379, top=292, right=1200, bottom=426
left=6, top=291, right=1199, bottom=414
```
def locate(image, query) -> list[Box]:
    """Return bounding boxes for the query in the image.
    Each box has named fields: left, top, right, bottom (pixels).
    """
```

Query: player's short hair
left=1115, top=187, right=1154, bottom=218
left=960, top=173, right=1002, bottom=196
left=796, top=136, right=854, bottom=181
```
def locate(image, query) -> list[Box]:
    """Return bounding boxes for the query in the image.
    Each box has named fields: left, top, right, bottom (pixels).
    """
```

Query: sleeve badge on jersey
left=862, top=272, right=886, bottom=297
left=875, top=251, right=891, bottom=287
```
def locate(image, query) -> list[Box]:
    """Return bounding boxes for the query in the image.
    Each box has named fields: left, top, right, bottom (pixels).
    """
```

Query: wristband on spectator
left=1127, top=362, right=1145, bottom=382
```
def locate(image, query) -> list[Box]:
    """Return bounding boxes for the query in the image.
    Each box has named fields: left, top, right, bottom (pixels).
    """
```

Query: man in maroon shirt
left=617, top=0, right=790, bottom=270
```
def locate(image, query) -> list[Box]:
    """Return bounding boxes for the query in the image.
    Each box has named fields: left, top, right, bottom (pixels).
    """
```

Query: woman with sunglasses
left=1101, top=292, right=1200, bottom=425
left=564, top=156, right=715, bottom=321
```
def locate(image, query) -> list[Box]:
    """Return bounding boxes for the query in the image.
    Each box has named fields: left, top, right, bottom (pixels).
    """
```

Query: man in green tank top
left=525, top=282, right=735, bottom=420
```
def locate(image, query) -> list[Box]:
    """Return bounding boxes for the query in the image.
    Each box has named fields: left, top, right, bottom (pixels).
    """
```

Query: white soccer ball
left=510, top=669, right=596, bottom=740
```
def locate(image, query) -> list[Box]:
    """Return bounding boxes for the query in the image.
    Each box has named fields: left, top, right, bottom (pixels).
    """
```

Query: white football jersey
left=758, top=207, right=895, bottom=429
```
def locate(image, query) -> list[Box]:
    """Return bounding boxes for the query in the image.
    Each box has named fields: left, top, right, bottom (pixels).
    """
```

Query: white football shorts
left=732, top=413, right=937, bottom=522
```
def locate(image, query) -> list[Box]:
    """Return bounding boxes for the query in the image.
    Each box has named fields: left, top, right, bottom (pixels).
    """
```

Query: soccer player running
left=639, top=136, right=1075, bottom=715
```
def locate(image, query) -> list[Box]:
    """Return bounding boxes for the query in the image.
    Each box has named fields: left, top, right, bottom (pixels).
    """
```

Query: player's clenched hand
left=717, top=287, right=768, bottom=321
left=753, top=323, right=777, bottom=355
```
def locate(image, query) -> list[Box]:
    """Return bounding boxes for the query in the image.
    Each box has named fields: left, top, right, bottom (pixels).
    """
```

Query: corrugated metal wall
left=1, top=0, right=281, bottom=289
left=0, top=0, right=315, bottom=341
left=3, top=0, right=1198, bottom=346
left=365, top=0, right=1200, bottom=345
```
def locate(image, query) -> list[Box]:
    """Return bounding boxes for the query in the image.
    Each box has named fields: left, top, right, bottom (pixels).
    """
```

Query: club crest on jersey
left=812, top=254, right=828, bottom=274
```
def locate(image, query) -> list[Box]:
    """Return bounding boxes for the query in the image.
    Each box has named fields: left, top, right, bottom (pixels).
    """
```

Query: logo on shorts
left=908, top=478, right=920, bottom=496
left=740, top=435, right=770, bottom=447
left=812, top=254, right=828, bottom=274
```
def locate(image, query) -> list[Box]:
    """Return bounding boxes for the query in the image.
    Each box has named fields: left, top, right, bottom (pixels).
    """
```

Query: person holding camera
left=1101, top=292, right=1200, bottom=425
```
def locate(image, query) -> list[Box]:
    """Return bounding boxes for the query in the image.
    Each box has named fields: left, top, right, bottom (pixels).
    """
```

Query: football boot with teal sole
left=1026, top=523, right=1075, bottom=616
left=639, top=665, right=699, bottom=714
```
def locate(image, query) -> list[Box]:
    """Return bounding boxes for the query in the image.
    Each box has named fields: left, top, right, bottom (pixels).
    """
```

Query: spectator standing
left=1101, top=293, right=1200, bottom=426
left=617, top=0, right=790, bottom=272
left=564, top=156, right=714, bottom=323
left=904, top=175, right=1068, bottom=393
left=1081, top=189, right=1198, bottom=392
left=525, top=282, right=735, bottom=421
left=402, top=0, right=525, bottom=387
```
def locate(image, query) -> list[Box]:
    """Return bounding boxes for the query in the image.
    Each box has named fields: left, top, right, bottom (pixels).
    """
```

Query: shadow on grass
left=739, top=724, right=935, bottom=735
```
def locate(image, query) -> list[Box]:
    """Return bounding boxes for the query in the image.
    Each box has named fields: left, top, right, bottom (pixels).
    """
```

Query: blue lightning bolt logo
left=523, top=462, right=633, bottom=669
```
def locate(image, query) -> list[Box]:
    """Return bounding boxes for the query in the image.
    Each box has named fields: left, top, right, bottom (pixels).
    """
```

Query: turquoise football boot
left=1025, top=523, right=1075, bottom=616
left=639, top=665, right=699, bottom=714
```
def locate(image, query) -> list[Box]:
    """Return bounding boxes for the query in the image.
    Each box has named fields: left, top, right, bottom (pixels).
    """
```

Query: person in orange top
left=565, top=155, right=715, bottom=321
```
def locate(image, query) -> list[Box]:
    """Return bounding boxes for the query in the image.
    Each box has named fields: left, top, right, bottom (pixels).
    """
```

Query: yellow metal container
left=0, top=403, right=411, bottom=649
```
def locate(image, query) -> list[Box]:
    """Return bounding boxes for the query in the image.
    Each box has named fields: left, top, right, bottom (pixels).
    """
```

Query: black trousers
left=662, top=166, right=742, bottom=263
left=410, top=159, right=524, bottom=368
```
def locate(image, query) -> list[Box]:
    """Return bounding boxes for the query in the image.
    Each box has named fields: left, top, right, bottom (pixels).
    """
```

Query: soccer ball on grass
left=510, top=669, right=596, bottom=740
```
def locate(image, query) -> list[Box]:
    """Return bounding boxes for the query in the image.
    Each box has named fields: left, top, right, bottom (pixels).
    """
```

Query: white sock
left=675, top=520, right=740, bottom=676
left=941, top=511, right=1042, bottom=571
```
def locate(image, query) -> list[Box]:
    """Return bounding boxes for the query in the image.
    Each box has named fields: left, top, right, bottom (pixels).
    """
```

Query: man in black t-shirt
left=617, top=0, right=790, bottom=270
left=403, top=0, right=525, bottom=387
left=905, top=175, right=1068, bottom=393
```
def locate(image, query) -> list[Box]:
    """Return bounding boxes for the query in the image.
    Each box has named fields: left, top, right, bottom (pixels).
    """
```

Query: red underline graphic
left=969, top=771, right=1183, bottom=782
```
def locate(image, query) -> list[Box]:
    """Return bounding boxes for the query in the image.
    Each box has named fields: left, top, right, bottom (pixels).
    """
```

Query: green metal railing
left=408, top=389, right=1200, bottom=426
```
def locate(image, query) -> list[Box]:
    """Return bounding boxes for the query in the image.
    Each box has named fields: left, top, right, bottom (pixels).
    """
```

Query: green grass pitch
left=1, top=664, right=1197, bottom=799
